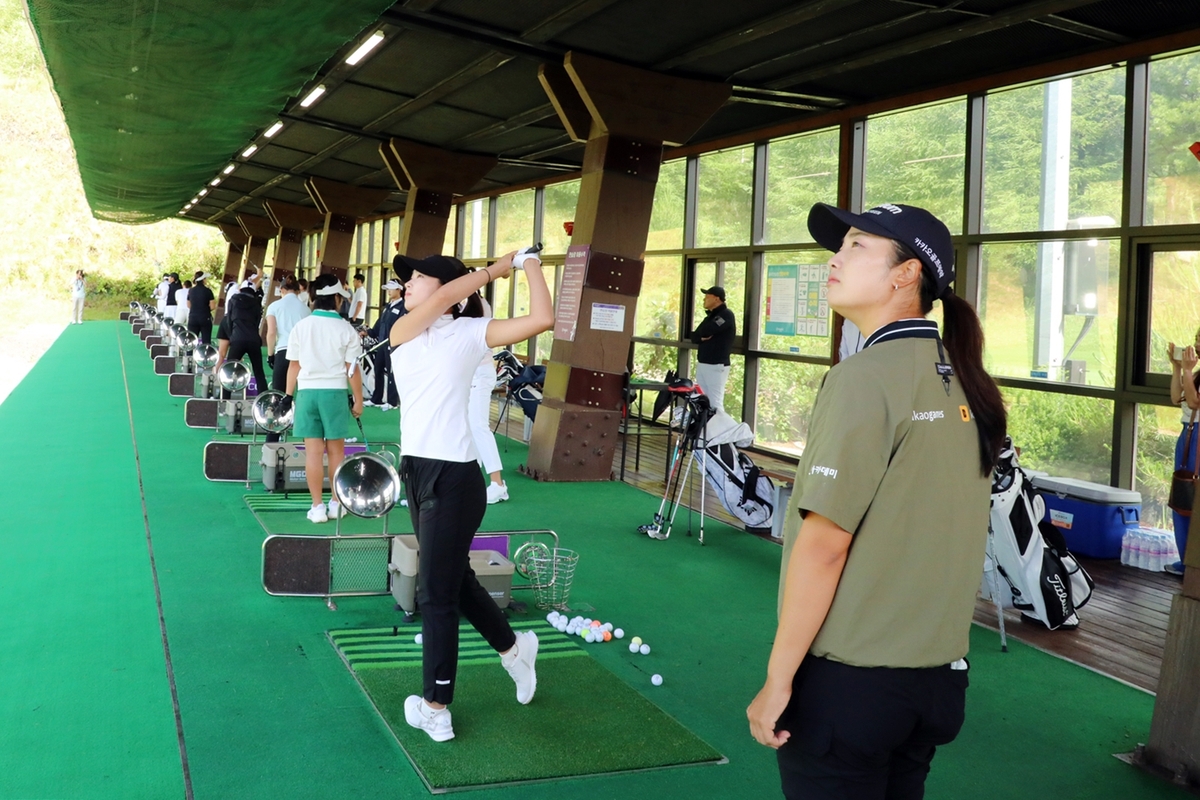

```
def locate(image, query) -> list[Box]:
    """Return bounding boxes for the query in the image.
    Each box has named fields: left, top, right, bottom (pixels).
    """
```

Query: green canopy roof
left=25, top=0, right=395, bottom=224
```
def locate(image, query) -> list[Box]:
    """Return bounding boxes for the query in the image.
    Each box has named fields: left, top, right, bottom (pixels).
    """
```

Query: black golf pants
left=402, top=456, right=515, bottom=705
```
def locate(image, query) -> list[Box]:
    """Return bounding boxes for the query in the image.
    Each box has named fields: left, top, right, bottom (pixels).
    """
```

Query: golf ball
left=639, top=643, right=651, bottom=655
left=603, top=623, right=613, bottom=632
left=602, top=631, right=612, bottom=642
left=631, top=636, right=643, bottom=647
left=613, top=628, right=625, bottom=639
left=414, top=633, right=423, bottom=644
left=584, top=618, right=593, bottom=627
left=629, top=642, right=639, bottom=653
left=585, top=631, right=595, bottom=643
left=556, top=621, right=568, bottom=632
left=651, top=674, right=663, bottom=686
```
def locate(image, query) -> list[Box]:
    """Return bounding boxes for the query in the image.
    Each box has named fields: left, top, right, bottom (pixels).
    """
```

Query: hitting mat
left=328, top=620, right=726, bottom=792
left=244, top=493, right=412, bottom=536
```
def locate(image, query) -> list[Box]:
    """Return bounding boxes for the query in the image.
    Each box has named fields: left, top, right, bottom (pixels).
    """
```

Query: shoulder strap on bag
left=1187, top=407, right=1199, bottom=480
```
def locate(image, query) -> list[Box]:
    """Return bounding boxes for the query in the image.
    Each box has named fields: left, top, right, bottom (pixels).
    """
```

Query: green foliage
left=1003, top=388, right=1113, bottom=482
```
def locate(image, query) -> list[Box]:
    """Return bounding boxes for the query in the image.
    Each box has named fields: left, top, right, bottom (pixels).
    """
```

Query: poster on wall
left=766, top=263, right=828, bottom=338
left=554, top=245, right=589, bottom=341
left=590, top=303, right=626, bottom=332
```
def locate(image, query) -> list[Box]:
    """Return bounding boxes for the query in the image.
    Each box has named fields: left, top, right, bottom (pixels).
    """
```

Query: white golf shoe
left=404, top=696, right=454, bottom=742
left=501, top=630, right=538, bottom=704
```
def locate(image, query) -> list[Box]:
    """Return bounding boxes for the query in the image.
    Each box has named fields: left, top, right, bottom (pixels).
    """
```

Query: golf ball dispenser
left=203, top=390, right=295, bottom=484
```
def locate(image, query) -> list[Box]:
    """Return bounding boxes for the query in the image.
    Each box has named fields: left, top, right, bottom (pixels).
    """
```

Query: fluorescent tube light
left=299, top=85, right=326, bottom=108
left=345, top=31, right=385, bottom=65
left=222, top=164, right=236, bottom=175
left=264, top=121, right=284, bottom=138
left=241, top=144, right=258, bottom=158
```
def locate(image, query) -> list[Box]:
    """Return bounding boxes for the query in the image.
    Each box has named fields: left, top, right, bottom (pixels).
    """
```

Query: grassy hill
left=0, top=0, right=225, bottom=401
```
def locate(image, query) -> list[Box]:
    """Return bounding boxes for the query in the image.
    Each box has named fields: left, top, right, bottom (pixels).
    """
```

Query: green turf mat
left=329, top=620, right=725, bottom=792
left=245, top=492, right=414, bottom=537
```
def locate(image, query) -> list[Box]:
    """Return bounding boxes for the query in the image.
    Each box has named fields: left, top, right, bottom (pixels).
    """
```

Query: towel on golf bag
left=690, top=410, right=774, bottom=529
left=988, top=439, right=1094, bottom=630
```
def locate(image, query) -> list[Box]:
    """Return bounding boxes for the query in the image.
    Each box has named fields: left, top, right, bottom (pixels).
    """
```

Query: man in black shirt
left=690, top=285, right=736, bottom=414
left=186, top=272, right=216, bottom=343
left=217, top=273, right=268, bottom=396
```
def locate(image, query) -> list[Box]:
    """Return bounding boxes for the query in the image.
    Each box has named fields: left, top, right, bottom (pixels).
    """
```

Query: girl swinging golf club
left=389, top=247, right=552, bottom=742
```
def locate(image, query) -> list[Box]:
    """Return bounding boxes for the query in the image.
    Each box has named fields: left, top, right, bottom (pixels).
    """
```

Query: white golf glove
left=512, top=243, right=543, bottom=270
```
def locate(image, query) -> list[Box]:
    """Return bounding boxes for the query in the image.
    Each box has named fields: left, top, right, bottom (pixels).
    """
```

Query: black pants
left=370, top=346, right=398, bottom=406
left=402, top=456, right=515, bottom=705
left=265, top=347, right=288, bottom=443
left=222, top=338, right=268, bottom=400
left=776, top=656, right=968, bottom=800
left=187, top=317, right=212, bottom=344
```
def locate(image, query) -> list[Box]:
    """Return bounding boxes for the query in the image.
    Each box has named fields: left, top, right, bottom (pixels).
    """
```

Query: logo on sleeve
left=809, top=465, right=838, bottom=479
left=912, top=409, right=945, bottom=422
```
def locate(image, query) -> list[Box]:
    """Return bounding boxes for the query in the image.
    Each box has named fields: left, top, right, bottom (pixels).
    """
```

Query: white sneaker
left=327, top=500, right=347, bottom=519
left=306, top=504, right=328, bottom=524
left=404, top=696, right=454, bottom=742
left=363, top=400, right=377, bottom=407
left=501, top=630, right=538, bottom=704
left=486, top=481, right=509, bottom=505
left=378, top=403, right=394, bottom=412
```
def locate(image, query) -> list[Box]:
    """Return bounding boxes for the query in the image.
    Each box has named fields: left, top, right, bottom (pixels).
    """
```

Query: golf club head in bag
left=494, top=350, right=522, bottom=388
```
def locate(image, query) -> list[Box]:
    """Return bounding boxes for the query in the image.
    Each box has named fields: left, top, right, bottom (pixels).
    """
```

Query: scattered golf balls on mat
left=546, top=612, right=647, bottom=649
left=414, top=633, right=423, bottom=644
left=651, top=674, right=663, bottom=686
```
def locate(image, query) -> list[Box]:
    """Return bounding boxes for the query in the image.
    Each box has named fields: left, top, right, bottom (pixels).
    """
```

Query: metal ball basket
left=513, top=541, right=578, bottom=611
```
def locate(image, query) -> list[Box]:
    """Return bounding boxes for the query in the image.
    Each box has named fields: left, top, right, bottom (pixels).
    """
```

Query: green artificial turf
left=330, top=620, right=724, bottom=791
left=0, top=319, right=1191, bottom=799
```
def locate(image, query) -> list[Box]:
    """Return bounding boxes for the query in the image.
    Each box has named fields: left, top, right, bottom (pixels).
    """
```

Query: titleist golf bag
left=694, top=411, right=775, bottom=530
left=988, top=438, right=1094, bottom=630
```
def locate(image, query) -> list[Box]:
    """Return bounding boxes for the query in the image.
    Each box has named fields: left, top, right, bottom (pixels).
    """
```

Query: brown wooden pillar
left=264, top=200, right=325, bottom=306
left=304, top=178, right=389, bottom=283
left=524, top=52, right=729, bottom=481
left=216, top=223, right=249, bottom=315
left=1143, top=544, right=1200, bottom=783
left=237, top=214, right=277, bottom=284
left=380, top=138, right=496, bottom=260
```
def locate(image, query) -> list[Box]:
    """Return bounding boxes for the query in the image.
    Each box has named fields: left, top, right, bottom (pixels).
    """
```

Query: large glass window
left=764, top=129, right=839, bottom=245
left=983, top=69, right=1124, bottom=233
left=513, top=264, right=558, bottom=363
left=647, top=159, right=686, bottom=251
left=494, top=189, right=534, bottom=254
left=632, top=342, right=678, bottom=385
left=636, top=255, right=682, bottom=340
left=1147, top=248, right=1200, bottom=374
left=542, top=180, right=579, bottom=255
left=461, top=199, right=489, bottom=259
left=864, top=100, right=966, bottom=233
left=979, top=239, right=1119, bottom=387
left=690, top=259, right=746, bottom=336
left=695, top=146, right=753, bottom=248
left=1147, top=49, right=1200, bottom=226
left=1003, top=387, right=1113, bottom=483
left=1136, top=403, right=1180, bottom=529
left=442, top=205, right=457, bottom=257
left=757, top=251, right=833, bottom=357
left=755, top=360, right=828, bottom=457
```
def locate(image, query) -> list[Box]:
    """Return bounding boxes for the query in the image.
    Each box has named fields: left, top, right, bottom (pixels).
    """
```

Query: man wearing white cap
left=365, top=278, right=406, bottom=409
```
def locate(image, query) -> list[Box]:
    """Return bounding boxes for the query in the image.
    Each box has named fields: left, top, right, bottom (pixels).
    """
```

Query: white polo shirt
left=286, top=310, right=363, bottom=390
left=350, top=286, right=368, bottom=320
left=394, top=315, right=491, bottom=462
left=265, top=293, right=311, bottom=353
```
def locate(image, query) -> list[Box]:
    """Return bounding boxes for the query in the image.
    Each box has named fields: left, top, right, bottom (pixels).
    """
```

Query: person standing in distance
left=388, top=249, right=552, bottom=742
left=186, top=272, right=216, bottom=344
left=364, top=278, right=406, bottom=410
left=690, top=286, right=735, bottom=414
left=747, top=203, right=1006, bottom=800
left=349, top=273, right=368, bottom=326
left=264, top=275, right=310, bottom=443
left=1167, top=332, right=1200, bottom=575
left=69, top=270, right=86, bottom=324
left=216, top=271, right=268, bottom=397
left=283, top=275, right=363, bottom=523
left=153, top=272, right=170, bottom=315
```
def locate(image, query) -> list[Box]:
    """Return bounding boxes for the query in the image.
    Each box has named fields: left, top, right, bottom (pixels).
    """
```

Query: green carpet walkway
left=0, top=320, right=1190, bottom=799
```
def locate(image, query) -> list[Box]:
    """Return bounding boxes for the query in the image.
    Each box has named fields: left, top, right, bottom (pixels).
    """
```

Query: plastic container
left=1120, top=526, right=1179, bottom=572
left=388, top=535, right=419, bottom=613
left=468, top=549, right=515, bottom=608
left=1030, top=475, right=1141, bottom=559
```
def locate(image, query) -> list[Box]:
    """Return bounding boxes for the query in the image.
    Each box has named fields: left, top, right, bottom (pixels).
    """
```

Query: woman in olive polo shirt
left=748, top=203, right=1007, bottom=800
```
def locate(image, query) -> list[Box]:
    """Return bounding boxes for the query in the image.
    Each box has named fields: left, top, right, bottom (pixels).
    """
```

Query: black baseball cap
left=393, top=254, right=466, bottom=285
left=807, top=203, right=955, bottom=297
left=701, top=286, right=725, bottom=301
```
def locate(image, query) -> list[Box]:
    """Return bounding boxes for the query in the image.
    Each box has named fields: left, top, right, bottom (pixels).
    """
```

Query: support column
left=216, top=223, right=248, bottom=319
left=304, top=178, right=390, bottom=283
left=525, top=52, right=729, bottom=481
left=264, top=199, right=325, bottom=304
left=380, top=138, right=496, bottom=260
left=237, top=214, right=277, bottom=282
left=1143, top=544, right=1200, bottom=786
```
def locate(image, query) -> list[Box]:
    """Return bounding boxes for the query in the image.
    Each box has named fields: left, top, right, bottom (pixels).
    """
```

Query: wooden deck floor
left=493, top=401, right=1181, bottom=694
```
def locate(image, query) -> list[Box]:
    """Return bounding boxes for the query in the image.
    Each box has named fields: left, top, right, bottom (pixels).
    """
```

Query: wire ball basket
left=525, top=547, right=579, bottom=611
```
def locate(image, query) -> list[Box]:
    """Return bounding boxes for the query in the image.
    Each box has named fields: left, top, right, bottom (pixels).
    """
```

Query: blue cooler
left=1030, top=475, right=1141, bottom=559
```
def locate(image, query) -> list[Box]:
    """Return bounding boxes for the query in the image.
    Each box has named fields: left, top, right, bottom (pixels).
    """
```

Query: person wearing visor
left=282, top=274, right=363, bottom=524
left=186, top=272, right=216, bottom=343
left=364, top=278, right=406, bottom=410
left=216, top=270, right=268, bottom=398
left=748, top=203, right=1007, bottom=800
left=690, top=285, right=736, bottom=414
left=388, top=249, right=552, bottom=742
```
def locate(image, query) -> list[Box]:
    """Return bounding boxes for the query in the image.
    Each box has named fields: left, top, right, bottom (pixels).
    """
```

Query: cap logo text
left=912, top=236, right=945, bottom=278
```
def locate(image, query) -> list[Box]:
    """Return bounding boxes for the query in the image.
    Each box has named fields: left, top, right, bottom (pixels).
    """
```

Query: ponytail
left=904, top=241, right=1007, bottom=476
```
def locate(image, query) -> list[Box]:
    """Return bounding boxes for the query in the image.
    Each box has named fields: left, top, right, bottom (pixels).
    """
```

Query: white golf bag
left=693, top=411, right=775, bottom=530
left=988, top=439, right=1094, bottom=630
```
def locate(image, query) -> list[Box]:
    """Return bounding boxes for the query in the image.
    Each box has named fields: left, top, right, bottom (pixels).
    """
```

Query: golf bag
left=693, top=410, right=775, bottom=530
left=988, top=439, right=1094, bottom=630
left=509, top=364, right=546, bottom=420
left=358, top=333, right=380, bottom=400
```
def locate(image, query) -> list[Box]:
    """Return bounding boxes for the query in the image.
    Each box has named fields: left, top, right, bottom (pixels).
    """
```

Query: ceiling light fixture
left=299, top=85, right=326, bottom=108
left=222, top=164, right=236, bottom=175
left=345, top=31, right=385, bottom=65
left=209, top=177, right=221, bottom=186
left=264, top=121, right=284, bottom=138
left=198, top=188, right=208, bottom=197
left=241, top=144, right=258, bottom=158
